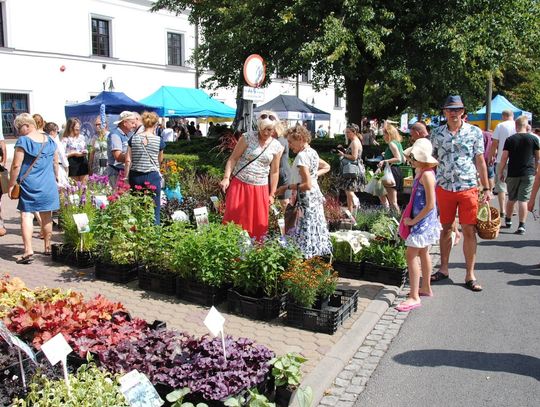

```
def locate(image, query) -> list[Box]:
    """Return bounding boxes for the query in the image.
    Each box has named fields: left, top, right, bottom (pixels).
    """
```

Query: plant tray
left=361, top=261, right=407, bottom=287
left=227, top=289, right=287, bottom=321
left=176, top=278, right=228, bottom=306
left=332, top=260, right=363, bottom=279
left=94, top=261, right=140, bottom=283
left=284, top=289, right=359, bottom=334
left=51, top=244, right=95, bottom=268
left=138, top=267, right=177, bottom=295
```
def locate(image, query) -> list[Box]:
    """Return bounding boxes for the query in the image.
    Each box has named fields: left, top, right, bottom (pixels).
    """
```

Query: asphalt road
left=354, top=212, right=540, bottom=407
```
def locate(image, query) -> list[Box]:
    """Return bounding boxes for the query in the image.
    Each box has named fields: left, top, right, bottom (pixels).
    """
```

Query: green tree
left=152, top=0, right=540, bottom=122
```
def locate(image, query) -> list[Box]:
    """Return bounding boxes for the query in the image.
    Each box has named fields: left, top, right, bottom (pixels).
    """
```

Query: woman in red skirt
left=220, top=111, right=284, bottom=240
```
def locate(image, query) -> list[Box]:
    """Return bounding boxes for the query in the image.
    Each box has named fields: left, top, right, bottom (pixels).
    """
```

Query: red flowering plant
left=281, top=257, right=338, bottom=308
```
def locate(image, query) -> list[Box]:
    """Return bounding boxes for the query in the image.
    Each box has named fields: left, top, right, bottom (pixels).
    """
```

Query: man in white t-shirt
left=488, top=109, right=516, bottom=219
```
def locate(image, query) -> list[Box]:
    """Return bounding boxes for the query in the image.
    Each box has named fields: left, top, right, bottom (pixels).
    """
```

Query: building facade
left=0, top=0, right=346, bottom=137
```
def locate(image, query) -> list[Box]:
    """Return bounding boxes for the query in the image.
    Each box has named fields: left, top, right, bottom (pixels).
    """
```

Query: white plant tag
left=210, top=196, right=220, bottom=211
left=171, top=210, right=189, bottom=222
left=204, top=306, right=225, bottom=337
left=41, top=333, right=73, bottom=366
left=278, top=218, right=285, bottom=236
left=94, top=195, right=108, bottom=209
left=119, top=370, right=164, bottom=407
left=11, top=335, right=37, bottom=364
left=0, top=321, right=14, bottom=346
left=72, top=213, right=90, bottom=233
left=194, top=206, right=209, bottom=228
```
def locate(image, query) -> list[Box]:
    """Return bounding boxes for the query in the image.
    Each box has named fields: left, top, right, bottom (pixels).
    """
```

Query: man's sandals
left=430, top=271, right=449, bottom=282
left=465, top=279, right=483, bottom=292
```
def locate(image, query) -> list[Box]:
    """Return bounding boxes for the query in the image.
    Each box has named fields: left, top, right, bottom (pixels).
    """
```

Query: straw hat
left=403, top=138, right=438, bottom=165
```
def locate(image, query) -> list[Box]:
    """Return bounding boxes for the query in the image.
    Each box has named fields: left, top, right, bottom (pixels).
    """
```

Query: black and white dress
left=337, top=146, right=366, bottom=192
left=289, top=146, right=332, bottom=258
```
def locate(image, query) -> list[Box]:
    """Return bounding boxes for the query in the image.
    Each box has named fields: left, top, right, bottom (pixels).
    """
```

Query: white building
left=0, top=0, right=346, bottom=137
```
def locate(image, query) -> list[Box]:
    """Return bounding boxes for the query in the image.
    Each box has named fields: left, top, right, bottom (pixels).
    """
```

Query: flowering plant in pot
left=281, top=257, right=338, bottom=308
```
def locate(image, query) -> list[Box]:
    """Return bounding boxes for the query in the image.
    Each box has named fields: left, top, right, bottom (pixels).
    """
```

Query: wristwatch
left=482, top=187, right=490, bottom=192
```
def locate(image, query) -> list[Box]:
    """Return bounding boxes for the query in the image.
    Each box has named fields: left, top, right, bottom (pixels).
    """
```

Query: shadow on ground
left=393, top=349, right=540, bottom=381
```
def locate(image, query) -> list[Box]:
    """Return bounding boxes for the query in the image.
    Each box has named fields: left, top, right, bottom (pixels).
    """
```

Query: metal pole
left=485, top=73, right=493, bottom=131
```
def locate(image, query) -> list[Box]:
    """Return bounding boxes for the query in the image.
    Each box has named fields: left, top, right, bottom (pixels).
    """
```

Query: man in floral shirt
left=430, top=95, right=492, bottom=292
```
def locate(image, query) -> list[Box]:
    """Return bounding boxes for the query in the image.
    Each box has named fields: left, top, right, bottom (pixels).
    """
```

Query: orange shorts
left=436, top=186, right=478, bottom=225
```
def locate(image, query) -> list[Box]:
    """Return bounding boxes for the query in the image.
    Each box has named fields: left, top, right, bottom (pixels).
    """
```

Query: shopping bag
left=381, top=162, right=396, bottom=187
left=365, top=177, right=378, bottom=195
left=284, top=202, right=303, bottom=234
left=0, top=167, right=9, bottom=194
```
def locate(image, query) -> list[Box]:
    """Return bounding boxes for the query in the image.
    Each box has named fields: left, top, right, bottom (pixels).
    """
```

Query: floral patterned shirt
left=234, top=131, right=283, bottom=186
left=62, top=134, right=88, bottom=155
left=431, top=122, right=484, bottom=191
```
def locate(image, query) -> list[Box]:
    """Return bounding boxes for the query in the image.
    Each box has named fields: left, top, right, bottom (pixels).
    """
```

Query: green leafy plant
left=269, top=352, right=307, bottom=388
left=59, top=182, right=97, bottom=251
left=369, top=212, right=399, bottom=240
left=281, top=257, right=338, bottom=308
left=353, top=205, right=392, bottom=232
left=232, top=238, right=302, bottom=297
left=139, top=222, right=191, bottom=272
left=171, top=223, right=246, bottom=286
left=12, top=362, right=129, bottom=406
left=167, top=388, right=208, bottom=407
left=360, top=239, right=407, bottom=269
left=93, top=192, right=155, bottom=264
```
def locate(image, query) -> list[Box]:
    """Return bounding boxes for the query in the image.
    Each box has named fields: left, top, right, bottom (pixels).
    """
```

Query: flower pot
left=52, top=244, right=95, bottom=268
left=94, top=260, right=140, bottom=283
left=313, top=294, right=330, bottom=310
left=227, top=289, right=287, bottom=321
left=138, top=267, right=176, bottom=295
left=164, top=184, right=183, bottom=202
left=274, top=385, right=296, bottom=407
left=361, top=261, right=407, bottom=287
left=332, top=260, right=363, bottom=280
left=284, top=289, right=359, bottom=334
left=176, top=277, right=228, bottom=306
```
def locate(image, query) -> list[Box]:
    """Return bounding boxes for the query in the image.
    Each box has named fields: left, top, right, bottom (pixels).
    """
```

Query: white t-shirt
left=493, top=120, right=516, bottom=163
left=162, top=128, right=175, bottom=142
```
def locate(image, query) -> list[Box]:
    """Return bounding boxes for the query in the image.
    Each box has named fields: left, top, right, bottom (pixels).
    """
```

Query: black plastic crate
left=176, top=278, right=228, bottom=306
left=94, top=261, right=139, bottom=283
left=138, top=267, right=176, bottom=295
left=227, top=289, right=287, bottom=321
left=284, top=289, right=359, bottom=334
left=361, top=262, right=407, bottom=287
left=332, top=260, right=363, bottom=280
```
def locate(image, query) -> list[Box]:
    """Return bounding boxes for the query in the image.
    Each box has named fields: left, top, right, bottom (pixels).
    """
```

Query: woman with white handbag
left=337, top=123, right=366, bottom=215
left=377, top=122, right=405, bottom=212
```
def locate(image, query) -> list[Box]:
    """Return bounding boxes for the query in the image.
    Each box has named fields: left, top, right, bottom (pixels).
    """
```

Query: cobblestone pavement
left=0, top=195, right=384, bottom=380
left=317, top=247, right=441, bottom=406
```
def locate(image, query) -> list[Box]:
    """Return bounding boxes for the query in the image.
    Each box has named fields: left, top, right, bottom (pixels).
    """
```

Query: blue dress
left=16, top=136, right=60, bottom=212
left=405, top=177, right=440, bottom=248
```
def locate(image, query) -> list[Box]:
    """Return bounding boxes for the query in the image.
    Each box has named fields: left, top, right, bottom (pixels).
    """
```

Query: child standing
left=396, top=138, right=440, bottom=312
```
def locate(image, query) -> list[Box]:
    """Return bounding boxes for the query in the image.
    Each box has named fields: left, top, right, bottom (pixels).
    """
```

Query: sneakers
left=504, top=217, right=512, bottom=228
left=514, top=226, right=525, bottom=235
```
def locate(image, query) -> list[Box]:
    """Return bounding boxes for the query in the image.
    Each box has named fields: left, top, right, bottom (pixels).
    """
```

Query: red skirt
left=223, top=177, right=269, bottom=241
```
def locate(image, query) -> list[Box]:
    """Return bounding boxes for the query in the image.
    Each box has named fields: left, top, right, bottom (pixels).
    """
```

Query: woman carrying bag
left=337, top=123, right=366, bottom=215
left=377, top=122, right=405, bottom=212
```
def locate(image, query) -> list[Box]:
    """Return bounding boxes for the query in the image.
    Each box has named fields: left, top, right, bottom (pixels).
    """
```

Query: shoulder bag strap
left=139, top=135, right=160, bottom=172
left=232, top=138, right=274, bottom=178
left=19, top=136, right=48, bottom=185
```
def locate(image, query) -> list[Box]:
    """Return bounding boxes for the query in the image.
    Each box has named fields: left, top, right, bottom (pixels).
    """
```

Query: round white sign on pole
left=243, top=54, right=266, bottom=88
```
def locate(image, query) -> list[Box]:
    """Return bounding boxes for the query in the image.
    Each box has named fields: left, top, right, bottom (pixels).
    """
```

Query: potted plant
left=93, top=192, right=155, bottom=283
left=161, top=159, right=183, bottom=202
left=282, top=258, right=359, bottom=334
left=329, top=230, right=373, bottom=278
left=228, top=238, right=302, bottom=321
left=269, top=352, right=307, bottom=406
left=138, top=222, right=190, bottom=295
left=360, top=239, right=408, bottom=286
left=172, top=223, right=246, bottom=306
left=11, top=362, right=129, bottom=406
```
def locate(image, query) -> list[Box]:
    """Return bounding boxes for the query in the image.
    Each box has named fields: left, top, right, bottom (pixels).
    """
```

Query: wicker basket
left=477, top=205, right=500, bottom=240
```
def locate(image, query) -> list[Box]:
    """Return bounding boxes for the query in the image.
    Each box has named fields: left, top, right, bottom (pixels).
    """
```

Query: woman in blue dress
left=9, top=113, right=59, bottom=263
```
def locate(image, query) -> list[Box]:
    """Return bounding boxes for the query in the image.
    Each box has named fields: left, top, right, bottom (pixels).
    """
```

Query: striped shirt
left=128, top=133, right=164, bottom=173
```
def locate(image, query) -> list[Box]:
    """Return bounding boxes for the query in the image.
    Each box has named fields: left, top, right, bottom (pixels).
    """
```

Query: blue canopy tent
left=64, top=91, right=158, bottom=117
left=468, top=94, right=532, bottom=130
left=139, top=86, right=236, bottom=118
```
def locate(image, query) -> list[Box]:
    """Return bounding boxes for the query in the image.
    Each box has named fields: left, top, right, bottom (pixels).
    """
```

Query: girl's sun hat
left=403, top=138, right=438, bottom=165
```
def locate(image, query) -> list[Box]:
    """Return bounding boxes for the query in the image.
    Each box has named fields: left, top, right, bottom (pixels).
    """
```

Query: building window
left=1, top=93, right=29, bottom=137
left=0, top=3, right=5, bottom=47
left=334, top=92, right=342, bottom=108
left=167, top=32, right=183, bottom=66
left=92, top=18, right=110, bottom=57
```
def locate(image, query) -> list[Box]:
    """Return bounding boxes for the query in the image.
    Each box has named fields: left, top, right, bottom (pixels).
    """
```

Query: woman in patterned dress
left=62, top=118, right=89, bottom=184
left=276, top=125, right=332, bottom=258
left=337, top=123, right=366, bottom=215
left=220, top=111, right=284, bottom=240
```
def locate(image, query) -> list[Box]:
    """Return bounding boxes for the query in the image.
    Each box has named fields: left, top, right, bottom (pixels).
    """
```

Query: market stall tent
left=254, top=94, right=331, bottom=121
left=64, top=91, right=158, bottom=118
left=139, top=86, right=236, bottom=118
left=468, top=94, right=532, bottom=130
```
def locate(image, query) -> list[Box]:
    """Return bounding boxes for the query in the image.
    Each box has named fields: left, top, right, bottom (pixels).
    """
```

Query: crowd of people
left=1, top=96, right=538, bottom=290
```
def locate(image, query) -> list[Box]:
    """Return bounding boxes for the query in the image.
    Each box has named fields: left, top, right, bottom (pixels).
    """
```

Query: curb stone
left=289, top=285, right=400, bottom=407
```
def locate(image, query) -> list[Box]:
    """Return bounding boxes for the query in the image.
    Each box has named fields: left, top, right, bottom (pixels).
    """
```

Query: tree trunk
left=233, top=70, right=245, bottom=130
left=345, top=75, right=368, bottom=125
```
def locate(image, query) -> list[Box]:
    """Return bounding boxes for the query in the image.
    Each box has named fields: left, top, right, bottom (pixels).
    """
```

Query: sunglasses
left=259, top=114, right=277, bottom=121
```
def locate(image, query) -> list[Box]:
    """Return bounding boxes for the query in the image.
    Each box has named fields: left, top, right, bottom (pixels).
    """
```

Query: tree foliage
left=152, top=0, right=540, bottom=121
